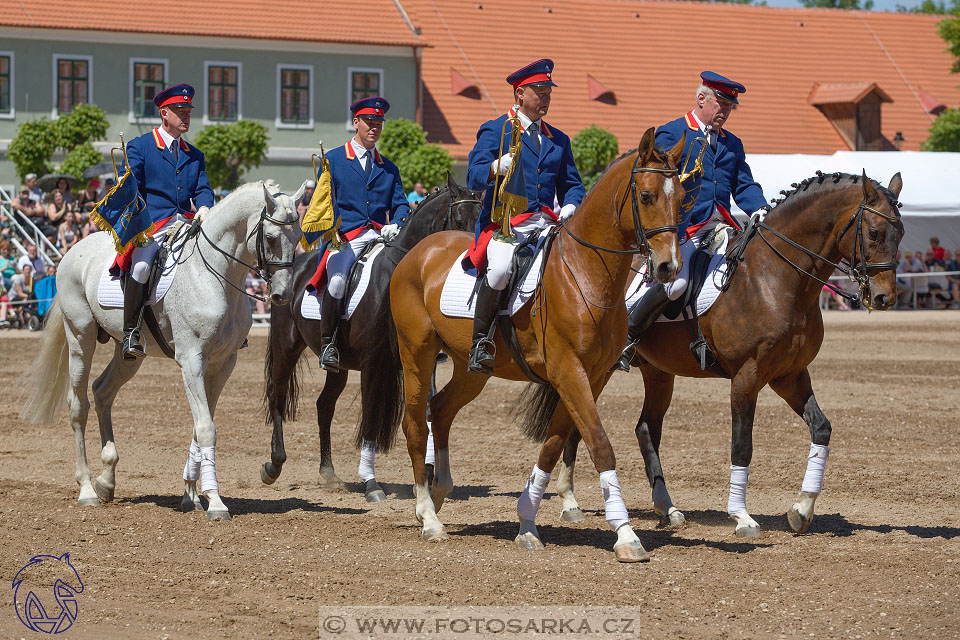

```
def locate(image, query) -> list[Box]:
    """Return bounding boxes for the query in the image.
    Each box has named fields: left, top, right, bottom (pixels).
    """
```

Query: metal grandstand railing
left=0, top=184, right=64, bottom=267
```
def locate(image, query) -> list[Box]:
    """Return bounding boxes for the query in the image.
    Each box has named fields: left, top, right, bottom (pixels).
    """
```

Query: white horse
left=20, top=181, right=304, bottom=520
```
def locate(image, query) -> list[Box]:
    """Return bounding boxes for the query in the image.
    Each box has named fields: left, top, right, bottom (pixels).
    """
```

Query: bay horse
left=362, top=128, right=685, bottom=562
left=20, top=182, right=304, bottom=521
left=556, top=171, right=904, bottom=538
left=260, top=173, right=482, bottom=500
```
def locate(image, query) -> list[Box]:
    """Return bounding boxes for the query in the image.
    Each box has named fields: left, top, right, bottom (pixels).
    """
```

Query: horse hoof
left=260, top=464, right=278, bottom=486
left=658, top=508, right=686, bottom=530
left=787, top=504, right=813, bottom=534
left=735, top=524, right=762, bottom=539
left=206, top=509, right=232, bottom=521
left=318, top=468, right=343, bottom=489
left=77, top=496, right=100, bottom=507
left=422, top=526, right=448, bottom=542
left=515, top=532, right=545, bottom=551
left=560, top=508, right=586, bottom=522
left=180, top=496, right=202, bottom=513
left=366, top=490, right=387, bottom=503
left=93, top=479, right=114, bottom=503
left=614, top=541, right=650, bottom=563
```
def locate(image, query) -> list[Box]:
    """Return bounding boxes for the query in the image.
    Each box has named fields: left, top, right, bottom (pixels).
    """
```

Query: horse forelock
left=771, top=172, right=901, bottom=217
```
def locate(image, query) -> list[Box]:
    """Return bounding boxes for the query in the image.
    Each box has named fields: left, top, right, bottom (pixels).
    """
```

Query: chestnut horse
left=556, top=171, right=904, bottom=538
left=362, top=128, right=684, bottom=562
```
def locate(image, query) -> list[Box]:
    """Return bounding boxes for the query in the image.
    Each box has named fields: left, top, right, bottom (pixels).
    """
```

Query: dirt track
left=1, top=311, right=958, bottom=639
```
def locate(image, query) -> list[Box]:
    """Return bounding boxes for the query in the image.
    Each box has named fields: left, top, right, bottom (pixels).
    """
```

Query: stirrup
left=122, top=329, right=146, bottom=360
left=319, top=342, right=341, bottom=373
left=611, top=342, right=635, bottom=373
left=467, top=337, right=496, bottom=375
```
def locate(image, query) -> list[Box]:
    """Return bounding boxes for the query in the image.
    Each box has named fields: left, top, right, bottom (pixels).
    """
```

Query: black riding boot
left=319, top=291, right=342, bottom=373
left=122, top=278, right=149, bottom=360
left=612, top=282, right=672, bottom=373
left=467, top=280, right=502, bottom=375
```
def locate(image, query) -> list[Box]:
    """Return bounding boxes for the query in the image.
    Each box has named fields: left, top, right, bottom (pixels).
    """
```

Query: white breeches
left=130, top=216, right=178, bottom=283
left=485, top=212, right=555, bottom=291
left=663, top=222, right=718, bottom=301
left=326, top=228, right=380, bottom=299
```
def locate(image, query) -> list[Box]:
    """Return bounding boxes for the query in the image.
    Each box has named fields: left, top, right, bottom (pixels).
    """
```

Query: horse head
left=395, top=172, right=482, bottom=245
left=259, top=181, right=304, bottom=306
left=850, top=171, right=904, bottom=311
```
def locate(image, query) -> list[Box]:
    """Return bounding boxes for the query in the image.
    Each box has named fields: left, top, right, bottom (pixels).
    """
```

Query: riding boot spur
left=612, top=282, right=672, bottom=373
left=319, top=291, right=342, bottom=372
left=122, top=278, right=149, bottom=360
left=467, top=278, right=502, bottom=375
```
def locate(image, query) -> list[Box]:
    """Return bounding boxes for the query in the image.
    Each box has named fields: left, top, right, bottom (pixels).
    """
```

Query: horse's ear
left=861, top=169, right=879, bottom=203
left=262, top=182, right=277, bottom=215
left=888, top=172, right=903, bottom=199
left=637, top=127, right=656, bottom=163
left=446, top=170, right=458, bottom=193
left=292, top=180, right=308, bottom=205
left=667, top=132, right=686, bottom=169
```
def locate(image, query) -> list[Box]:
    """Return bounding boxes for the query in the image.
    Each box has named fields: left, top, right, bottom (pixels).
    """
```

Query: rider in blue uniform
left=464, top=59, right=585, bottom=374
left=122, top=83, right=215, bottom=359
left=317, top=96, right=410, bottom=372
left=614, top=71, right=769, bottom=372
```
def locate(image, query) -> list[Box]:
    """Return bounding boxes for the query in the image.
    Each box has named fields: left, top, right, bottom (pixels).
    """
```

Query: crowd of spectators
left=894, top=236, right=960, bottom=309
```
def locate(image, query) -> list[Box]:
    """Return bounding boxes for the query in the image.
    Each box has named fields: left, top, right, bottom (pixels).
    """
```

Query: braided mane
left=770, top=171, right=901, bottom=214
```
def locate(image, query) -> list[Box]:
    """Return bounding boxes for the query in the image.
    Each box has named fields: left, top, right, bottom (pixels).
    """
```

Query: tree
left=799, top=0, right=874, bottom=8
left=896, top=0, right=960, bottom=12
left=921, top=108, right=960, bottom=151
left=6, top=103, right=109, bottom=183
left=378, top=118, right=453, bottom=193
left=571, top=125, right=620, bottom=191
left=192, top=120, right=269, bottom=190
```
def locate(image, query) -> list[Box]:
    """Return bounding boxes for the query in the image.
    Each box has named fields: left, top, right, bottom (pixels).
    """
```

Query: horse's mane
left=589, top=145, right=671, bottom=193
left=770, top=171, right=901, bottom=214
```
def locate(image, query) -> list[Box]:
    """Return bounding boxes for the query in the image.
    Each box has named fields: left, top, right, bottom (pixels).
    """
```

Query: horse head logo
left=12, top=553, right=84, bottom=634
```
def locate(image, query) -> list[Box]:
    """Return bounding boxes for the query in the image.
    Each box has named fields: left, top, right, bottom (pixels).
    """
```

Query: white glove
left=750, top=206, right=769, bottom=224
left=559, top=203, right=576, bottom=221
left=195, top=205, right=211, bottom=223
left=491, top=153, right=514, bottom=177
left=381, top=223, right=400, bottom=241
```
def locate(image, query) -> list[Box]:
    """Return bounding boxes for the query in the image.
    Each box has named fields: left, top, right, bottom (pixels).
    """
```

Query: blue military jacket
left=326, top=142, right=410, bottom=234
left=124, top=128, right=215, bottom=225
left=656, top=112, right=767, bottom=237
left=466, top=107, right=585, bottom=239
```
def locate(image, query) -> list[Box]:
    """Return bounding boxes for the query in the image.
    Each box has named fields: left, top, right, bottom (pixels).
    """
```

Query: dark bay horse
left=261, top=173, right=481, bottom=500
left=362, top=128, right=684, bottom=562
left=557, top=171, right=904, bottom=538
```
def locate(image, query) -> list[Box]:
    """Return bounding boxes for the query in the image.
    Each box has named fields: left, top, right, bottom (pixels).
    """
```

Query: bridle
left=192, top=199, right=299, bottom=302
left=439, top=194, right=483, bottom=234
left=751, top=198, right=900, bottom=311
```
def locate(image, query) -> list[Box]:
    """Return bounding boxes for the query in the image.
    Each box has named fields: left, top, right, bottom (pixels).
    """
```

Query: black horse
left=261, top=173, right=482, bottom=500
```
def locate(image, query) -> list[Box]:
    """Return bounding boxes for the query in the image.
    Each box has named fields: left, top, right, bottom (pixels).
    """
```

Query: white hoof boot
left=730, top=510, right=762, bottom=538
left=515, top=519, right=545, bottom=550
left=613, top=525, right=650, bottom=563
left=560, top=507, right=586, bottom=522
left=658, top=507, right=686, bottom=530
left=787, top=491, right=818, bottom=534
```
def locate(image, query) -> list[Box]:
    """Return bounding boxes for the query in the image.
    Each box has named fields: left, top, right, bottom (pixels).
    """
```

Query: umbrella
left=82, top=162, right=116, bottom=179
left=38, top=173, right=79, bottom=192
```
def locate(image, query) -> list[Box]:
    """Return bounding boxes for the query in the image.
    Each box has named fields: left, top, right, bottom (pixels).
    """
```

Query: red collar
left=151, top=128, right=190, bottom=151
left=344, top=142, right=383, bottom=164
left=506, top=108, right=554, bottom=140
left=683, top=111, right=725, bottom=138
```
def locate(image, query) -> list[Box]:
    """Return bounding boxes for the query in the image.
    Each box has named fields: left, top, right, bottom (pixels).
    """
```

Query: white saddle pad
left=300, top=242, right=384, bottom=321
left=97, top=248, right=180, bottom=309
left=625, top=250, right=728, bottom=322
left=439, top=249, right=545, bottom=319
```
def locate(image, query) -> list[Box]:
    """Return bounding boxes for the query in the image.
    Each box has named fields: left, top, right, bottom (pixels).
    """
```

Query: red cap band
left=512, top=71, right=552, bottom=89
left=355, top=107, right=385, bottom=117
left=158, top=95, right=193, bottom=108
left=703, top=80, right=738, bottom=99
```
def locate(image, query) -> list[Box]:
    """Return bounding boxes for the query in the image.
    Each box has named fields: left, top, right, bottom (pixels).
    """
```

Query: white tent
left=733, top=151, right=960, bottom=255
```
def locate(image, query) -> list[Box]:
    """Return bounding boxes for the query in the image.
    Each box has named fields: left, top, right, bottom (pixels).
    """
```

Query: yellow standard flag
left=301, top=156, right=341, bottom=251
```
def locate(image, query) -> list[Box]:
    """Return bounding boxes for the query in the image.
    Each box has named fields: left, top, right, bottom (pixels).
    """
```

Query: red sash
left=684, top=203, right=741, bottom=239
left=462, top=206, right=557, bottom=272
left=306, top=223, right=384, bottom=293
left=108, top=214, right=175, bottom=276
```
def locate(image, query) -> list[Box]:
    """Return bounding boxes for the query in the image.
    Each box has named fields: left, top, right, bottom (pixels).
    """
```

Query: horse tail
left=262, top=303, right=301, bottom=425
left=355, top=288, right=404, bottom=453
left=515, top=382, right=562, bottom=443
left=19, top=297, right=70, bottom=425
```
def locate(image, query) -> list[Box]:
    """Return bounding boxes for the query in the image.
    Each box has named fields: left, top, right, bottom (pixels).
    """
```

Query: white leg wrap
left=727, top=465, right=749, bottom=515
left=800, top=443, right=829, bottom=494
left=516, top=465, right=551, bottom=522
left=425, top=422, right=435, bottom=467
left=358, top=440, right=377, bottom=481
left=599, top=470, right=630, bottom=531
left=182, top=440, right=201, bottom=482
left=199, top=446, right=218, bottom=494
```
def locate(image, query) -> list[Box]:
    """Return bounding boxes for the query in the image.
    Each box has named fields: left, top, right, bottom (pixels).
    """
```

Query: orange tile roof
left=809, top=82, right=892, bottom=105
left=0, top=0, right=423, bottom=48
left=404, top=0, right=960, bottom=158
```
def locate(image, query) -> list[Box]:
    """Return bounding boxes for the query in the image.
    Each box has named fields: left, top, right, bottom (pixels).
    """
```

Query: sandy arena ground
left=1, top=311, right=958, bottom=638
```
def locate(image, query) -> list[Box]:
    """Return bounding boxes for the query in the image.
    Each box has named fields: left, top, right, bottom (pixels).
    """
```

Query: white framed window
left=203, top=60, right=242, bottom=125
left=0, top=51, right=13, bottom=119
left=52, top=54, right=93, bottom=117
left=276, top=64, right=313, bottom=130
left=129, top=57, right=168, bottom=124
left=346, top=67, right=384, bottom=129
